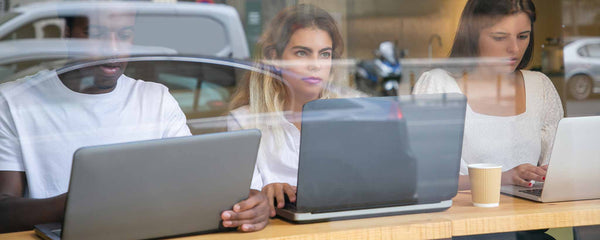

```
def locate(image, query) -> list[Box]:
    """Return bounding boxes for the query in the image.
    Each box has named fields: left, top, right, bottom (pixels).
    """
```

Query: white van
left=0, top=1, right=249, bottom=59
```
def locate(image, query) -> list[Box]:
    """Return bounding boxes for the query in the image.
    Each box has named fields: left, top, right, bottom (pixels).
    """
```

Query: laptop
left=501, top=116, right=600, bottom=202
left=276, top=93, right=467, bottom=222
left=34, top=129, right=261, bottom=240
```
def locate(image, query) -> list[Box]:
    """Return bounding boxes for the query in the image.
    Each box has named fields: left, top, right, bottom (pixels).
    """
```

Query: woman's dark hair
left=450, top=0, right=536, bottom=70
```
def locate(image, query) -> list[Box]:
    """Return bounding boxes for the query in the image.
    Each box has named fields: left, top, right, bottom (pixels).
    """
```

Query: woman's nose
left=507, top=38, right=520, bottom=54
left=307, top=56, right=321, bottom=72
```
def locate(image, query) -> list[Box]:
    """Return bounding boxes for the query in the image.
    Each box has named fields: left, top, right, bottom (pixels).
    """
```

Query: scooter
left=355, top=41, right=402, bottom=96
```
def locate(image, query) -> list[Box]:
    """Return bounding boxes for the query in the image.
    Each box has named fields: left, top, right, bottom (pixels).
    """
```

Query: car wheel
left=568, top=74, right=593, bottom=100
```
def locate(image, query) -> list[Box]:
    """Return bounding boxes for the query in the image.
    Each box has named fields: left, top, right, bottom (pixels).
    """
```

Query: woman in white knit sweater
left=413, top=0, right=563, bottom=190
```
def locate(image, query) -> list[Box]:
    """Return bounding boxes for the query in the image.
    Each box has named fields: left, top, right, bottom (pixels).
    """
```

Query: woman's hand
left=262, top=183, right=297, bottom=217
left=502, top=163, right=547, bottom=187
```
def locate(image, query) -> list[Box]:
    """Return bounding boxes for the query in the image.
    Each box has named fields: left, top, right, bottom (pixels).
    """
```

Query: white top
left=0, top=70, right=191, bottom=198
left=228, top=106, right=300, bottom=190
left=413, top=69, right=563, bottom=174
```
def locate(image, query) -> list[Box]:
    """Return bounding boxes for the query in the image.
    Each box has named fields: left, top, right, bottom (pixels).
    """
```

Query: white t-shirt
left=413, top=69, right=563, bottom=174
left=228, top=106, right=299, bottom=190
left=0, top=70, right=191, bottom=198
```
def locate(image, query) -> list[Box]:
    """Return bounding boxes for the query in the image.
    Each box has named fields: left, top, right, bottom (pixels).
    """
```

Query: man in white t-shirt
left=0, top=10, right=268, bottom=233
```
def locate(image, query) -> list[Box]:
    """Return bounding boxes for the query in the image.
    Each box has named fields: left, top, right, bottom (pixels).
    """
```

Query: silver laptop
left=34, top=129, right=261, bottom=240
left=277, top=93, right=467, bottom=222
left=501, top=116, right=600, bottom=202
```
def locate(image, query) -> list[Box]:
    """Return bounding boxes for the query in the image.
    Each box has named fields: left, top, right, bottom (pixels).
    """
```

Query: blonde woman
left=228, top=4, right=344, bottom=217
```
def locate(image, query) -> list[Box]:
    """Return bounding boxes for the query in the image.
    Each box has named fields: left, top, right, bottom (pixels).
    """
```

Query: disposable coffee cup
left=468, top=163, right=502, bottom=207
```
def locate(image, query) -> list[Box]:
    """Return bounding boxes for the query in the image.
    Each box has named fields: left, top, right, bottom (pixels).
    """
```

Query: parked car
left=0, top=39, right=177, bottom=82
left=0, top=1, right=249, bottom=59
left=564, top=37, right=600, bottom=100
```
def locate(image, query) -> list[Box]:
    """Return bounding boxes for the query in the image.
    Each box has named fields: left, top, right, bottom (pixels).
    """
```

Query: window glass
left=133, top=15, right=228, bottom=56
left=577, top=46, right=589, bottom=57
left=0, top=17, right=65, bottom=41
left=0, top=1, right=599, bottom=238
left=587, top=43, right=600, bottom=58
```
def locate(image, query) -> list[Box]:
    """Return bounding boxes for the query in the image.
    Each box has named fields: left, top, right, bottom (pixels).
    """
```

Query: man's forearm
left=0, top=193, right=66, bottom=233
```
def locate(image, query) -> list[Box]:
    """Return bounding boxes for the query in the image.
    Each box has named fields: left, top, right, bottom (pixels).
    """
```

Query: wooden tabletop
left=4, top=191, right=600, bottom=240
left=446, top=191, right=600, bottom=236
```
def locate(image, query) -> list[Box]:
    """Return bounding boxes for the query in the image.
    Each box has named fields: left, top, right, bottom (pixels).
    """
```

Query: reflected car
left=0, top=39, right=177, bottom=82
left=564, top=37, right=600, bottom=100
left=0, top=1, right=249, bottom=58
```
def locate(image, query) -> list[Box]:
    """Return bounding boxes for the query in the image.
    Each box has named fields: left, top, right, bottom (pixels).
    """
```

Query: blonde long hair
left=229, top=4, right=344, bottom=134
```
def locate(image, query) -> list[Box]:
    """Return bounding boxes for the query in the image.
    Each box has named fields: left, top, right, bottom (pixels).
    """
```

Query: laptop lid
left=538, top=116, right=600, bottom=202
left=397, top=93, right=466, bottom=204
left=60, top=129, right=260, bottom=240
left=296, top=93, right=466, bottom=213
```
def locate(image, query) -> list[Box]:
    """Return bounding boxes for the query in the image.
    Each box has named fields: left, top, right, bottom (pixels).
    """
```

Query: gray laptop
left=501, top=116, right=600, bottom=202
left=34, top=129, right=261, bottom=240
left=276, top=93, right=467, bottom=222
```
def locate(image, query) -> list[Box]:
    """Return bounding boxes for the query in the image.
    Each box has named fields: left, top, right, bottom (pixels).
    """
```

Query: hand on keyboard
left=262, top=183, right=297, bottom=217
left=502, top=164, right=547, bottom=187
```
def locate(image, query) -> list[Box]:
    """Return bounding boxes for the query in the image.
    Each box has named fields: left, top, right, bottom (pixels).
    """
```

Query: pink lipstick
left=301, top=77, right=322, bottom=84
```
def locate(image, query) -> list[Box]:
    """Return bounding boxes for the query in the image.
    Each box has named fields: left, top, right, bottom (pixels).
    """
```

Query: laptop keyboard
left=519, top=188, right=543, bottom=197
left=51, top=229, right=62, bottom=236
left=284, top=201, right=297, bottom=211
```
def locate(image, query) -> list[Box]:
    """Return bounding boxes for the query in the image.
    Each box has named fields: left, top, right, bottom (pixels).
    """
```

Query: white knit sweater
left=413, top=69, right=563, bottom=174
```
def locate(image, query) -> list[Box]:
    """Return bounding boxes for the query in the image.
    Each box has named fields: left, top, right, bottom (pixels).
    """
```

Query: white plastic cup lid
left=468, top=163, right=502, bottom=169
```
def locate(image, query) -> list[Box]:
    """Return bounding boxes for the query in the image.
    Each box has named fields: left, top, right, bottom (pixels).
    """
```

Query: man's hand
left=220, top=190, right=270, bottom=232
left=262, top=183, right=296, bottom=217
left=0, top=171, right=66, bottom=233
left=502, top=164, right=547, bottom=187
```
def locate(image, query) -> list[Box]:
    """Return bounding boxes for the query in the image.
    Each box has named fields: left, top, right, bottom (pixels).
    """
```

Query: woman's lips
left=301, top=77, right=322, bottom=84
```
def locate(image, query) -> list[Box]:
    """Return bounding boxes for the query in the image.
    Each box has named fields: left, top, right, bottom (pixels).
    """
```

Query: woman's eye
left=295, top=51, right=307, bottom=57
left=518, top=34, right=529, bottom=40
left=320, top=52, right=332, bottom=58
left=492, top=36, right=506, bottom=41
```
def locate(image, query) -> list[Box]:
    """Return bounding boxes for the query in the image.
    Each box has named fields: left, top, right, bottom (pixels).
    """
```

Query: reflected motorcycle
left=355, top=41, right=402, bottom=96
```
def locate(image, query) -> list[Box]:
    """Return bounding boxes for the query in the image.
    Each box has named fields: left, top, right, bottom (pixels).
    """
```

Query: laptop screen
left=296, top=94, right=466, bottom=213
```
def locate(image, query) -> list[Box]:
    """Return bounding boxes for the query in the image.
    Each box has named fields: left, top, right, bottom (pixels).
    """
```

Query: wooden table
left=3, top=191, right=600, bottom=240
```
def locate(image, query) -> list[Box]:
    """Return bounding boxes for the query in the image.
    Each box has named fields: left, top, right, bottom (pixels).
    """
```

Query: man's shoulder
left=120, top=74, right=169, bottom=94
left=0, top=70, right=56, bottom=99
